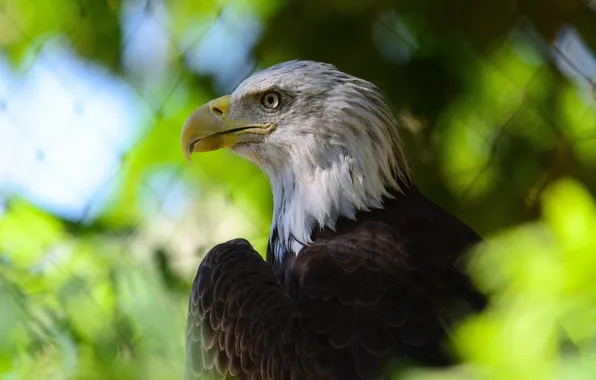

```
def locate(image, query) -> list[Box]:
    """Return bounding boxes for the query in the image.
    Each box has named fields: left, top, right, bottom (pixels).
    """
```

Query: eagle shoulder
left=285, top=217, right=484, bottom=379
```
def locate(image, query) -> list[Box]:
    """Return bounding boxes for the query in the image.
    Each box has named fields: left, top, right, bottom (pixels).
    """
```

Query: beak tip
left=184, top=144, right=194, bottom=164
left=181, top=140, right=193, bottom=164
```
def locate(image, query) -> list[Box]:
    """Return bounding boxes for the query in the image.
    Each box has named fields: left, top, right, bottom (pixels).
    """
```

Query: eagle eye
left=261, top=92, right=281, bottom=110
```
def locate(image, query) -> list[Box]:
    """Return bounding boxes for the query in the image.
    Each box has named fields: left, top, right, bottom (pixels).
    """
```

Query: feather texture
left=186, top=187, right=485, bottom=380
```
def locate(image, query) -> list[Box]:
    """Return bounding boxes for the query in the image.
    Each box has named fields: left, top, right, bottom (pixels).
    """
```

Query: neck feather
left=265, top=126, right=409, bottom=261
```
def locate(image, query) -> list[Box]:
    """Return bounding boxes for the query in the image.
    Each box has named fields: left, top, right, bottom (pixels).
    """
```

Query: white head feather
left=228, top=61, right=410, bottom=260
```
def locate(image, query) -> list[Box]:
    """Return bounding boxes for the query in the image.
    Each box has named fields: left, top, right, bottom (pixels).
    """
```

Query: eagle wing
left=287, top=220, right=484, bottom=379
left=186, top=223, right=483, bottom=380
left=185, top=238, right=333, bottom=380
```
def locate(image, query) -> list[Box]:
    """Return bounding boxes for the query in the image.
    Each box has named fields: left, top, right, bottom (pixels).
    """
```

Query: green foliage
left=407, top=179, right=596, bottom=380
left=0, top=202, right=188, bottom=378
left=1, top=0, right=596, bottom=379
left=1, top=0, right=121, bottom=66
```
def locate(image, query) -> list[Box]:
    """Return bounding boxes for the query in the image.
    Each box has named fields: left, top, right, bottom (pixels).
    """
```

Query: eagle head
left=181, top=60, right=410, bottom=258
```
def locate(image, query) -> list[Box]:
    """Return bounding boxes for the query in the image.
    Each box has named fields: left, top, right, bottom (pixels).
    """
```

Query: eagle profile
left=181, top=61, right=485, bottom=380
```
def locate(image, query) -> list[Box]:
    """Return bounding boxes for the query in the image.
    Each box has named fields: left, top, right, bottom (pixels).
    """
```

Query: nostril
left=211, top=106, right=224, bottom=116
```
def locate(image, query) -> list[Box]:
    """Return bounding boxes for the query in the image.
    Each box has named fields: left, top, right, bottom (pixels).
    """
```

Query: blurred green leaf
left=0, top=201, right=64, bottom=268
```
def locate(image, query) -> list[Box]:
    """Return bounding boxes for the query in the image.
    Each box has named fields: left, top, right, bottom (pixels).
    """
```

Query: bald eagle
left=181, top=61, right=485, bottom=380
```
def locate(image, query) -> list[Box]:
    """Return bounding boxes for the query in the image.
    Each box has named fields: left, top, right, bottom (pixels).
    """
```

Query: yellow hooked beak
left=181, top=95, right=276, bottom=162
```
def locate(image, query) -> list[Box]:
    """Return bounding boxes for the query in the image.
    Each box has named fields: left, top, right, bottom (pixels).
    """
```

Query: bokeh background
left=1, top=0, right=596, bottom=379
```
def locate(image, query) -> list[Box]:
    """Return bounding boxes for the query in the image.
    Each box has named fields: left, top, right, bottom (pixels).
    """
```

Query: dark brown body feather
left=186, top=186, right=485, bottom=380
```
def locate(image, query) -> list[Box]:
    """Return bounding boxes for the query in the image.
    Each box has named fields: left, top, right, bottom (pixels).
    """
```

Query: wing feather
left=285, top=220, right=483, bottom=378
left=185, top=239, right=334, bottom=380
left=186, top=216, right=484, bottom=379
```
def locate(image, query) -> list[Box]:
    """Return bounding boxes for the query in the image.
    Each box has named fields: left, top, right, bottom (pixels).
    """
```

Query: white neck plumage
left=263, top=125, right=409, bottom=261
